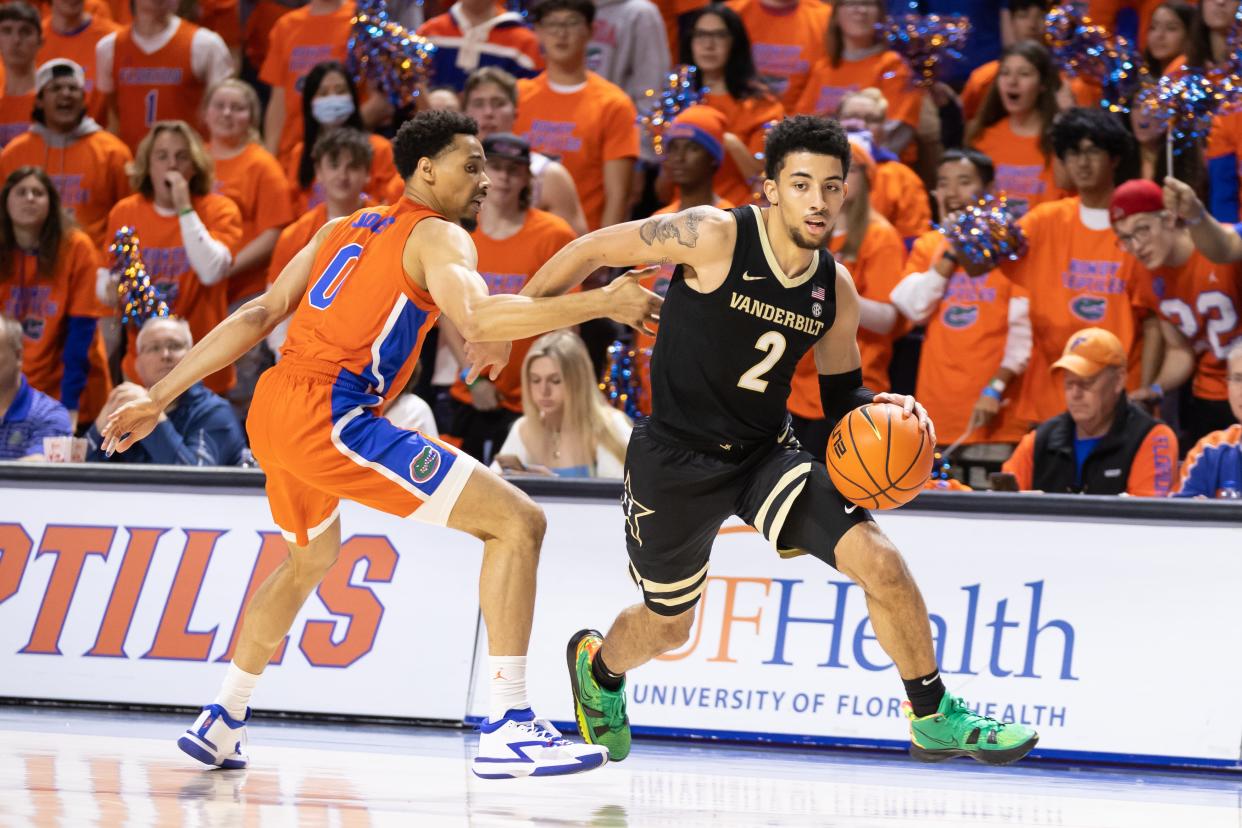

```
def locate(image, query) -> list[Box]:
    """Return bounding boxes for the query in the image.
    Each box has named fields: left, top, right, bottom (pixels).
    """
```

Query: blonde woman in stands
left=492, top=329, right=631, bottom=478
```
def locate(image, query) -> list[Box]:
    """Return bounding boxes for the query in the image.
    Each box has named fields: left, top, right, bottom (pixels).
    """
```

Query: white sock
left=213, top=662, right=260, bottom=720
left=488, top=656, right=529, bottom=721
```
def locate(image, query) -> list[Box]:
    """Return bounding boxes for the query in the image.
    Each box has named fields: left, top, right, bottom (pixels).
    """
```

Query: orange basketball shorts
left=248, top=358, right=478, bottom=546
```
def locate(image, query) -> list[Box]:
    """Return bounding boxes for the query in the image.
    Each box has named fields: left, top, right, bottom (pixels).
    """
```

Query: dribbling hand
left=100, top=393, right=164, bottom=456
left=604, top=273, right=662, bottom=335
left=872, top=392, right=937, bottom=447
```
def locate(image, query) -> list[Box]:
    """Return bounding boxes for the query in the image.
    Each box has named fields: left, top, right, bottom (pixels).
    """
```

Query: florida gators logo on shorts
left=1070, top=295, right=1107, bottom=322
left=941, top=304, right=979, bottom=329
left=409, top=445, right=441, bottom=483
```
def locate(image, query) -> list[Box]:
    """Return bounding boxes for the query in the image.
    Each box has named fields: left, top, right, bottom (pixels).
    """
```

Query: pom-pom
left=348, top=0, right=436, bottom=110
left=109, top=226, right=171, bottom=326
left=883, top=13, right=971, bottom=88
left=600, top=339, right=645, bottom=420
left=637, top=65, right=706, bottom=156
left=1133, top=72, right=1221, bottom=151
left=1044, top=4, right=1149, bottom=112
left=938, top=195, right=1028, bottom=267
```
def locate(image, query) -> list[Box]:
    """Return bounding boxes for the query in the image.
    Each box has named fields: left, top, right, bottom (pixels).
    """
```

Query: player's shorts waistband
left=274, top=356, right=373, bottom=393
left=644, top=416, right=793, bottom=461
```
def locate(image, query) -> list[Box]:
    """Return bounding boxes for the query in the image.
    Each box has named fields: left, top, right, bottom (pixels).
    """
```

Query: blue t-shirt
left=1073, top=436, right=1103, bottom=487
left=0, top=375, right=71, bottom=459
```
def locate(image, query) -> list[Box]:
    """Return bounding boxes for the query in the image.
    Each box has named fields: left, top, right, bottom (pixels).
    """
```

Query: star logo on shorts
left=621, top=471, right=654, bottom=547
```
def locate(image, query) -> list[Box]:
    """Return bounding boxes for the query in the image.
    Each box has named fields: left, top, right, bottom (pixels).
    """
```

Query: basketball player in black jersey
left=471, top=116, right=1039, bottom=766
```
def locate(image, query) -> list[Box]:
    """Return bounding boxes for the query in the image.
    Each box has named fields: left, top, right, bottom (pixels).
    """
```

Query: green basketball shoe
left=567, top=629, right=631, bottom=762
left=903, top=693, right=1039, bottom=765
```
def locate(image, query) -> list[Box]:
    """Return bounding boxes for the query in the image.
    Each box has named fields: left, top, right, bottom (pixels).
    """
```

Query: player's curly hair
left=392, top=110, right=479, bottom=180
left=1051, top=106, right=1139, bottom=184
left=763, top=115, right=851, bottom=181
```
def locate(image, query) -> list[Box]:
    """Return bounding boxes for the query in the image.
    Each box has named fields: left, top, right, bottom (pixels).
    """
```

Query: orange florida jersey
left=111, top=21, right=205, bottom=151
left=281, top=199, right=443, bottom=404
left=1149, top=250, right=1242, bottom=401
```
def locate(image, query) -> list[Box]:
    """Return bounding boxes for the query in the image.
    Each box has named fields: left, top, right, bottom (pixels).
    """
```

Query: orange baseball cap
left=1050, top=327, right=1127, bottom=377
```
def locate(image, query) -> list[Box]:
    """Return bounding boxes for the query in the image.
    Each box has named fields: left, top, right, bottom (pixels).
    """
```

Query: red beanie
left=1109, top=179, right=1164, bottom=223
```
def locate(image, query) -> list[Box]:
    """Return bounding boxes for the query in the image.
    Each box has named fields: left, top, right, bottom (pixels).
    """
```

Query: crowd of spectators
left=0, top=0, right=1240, bottom=499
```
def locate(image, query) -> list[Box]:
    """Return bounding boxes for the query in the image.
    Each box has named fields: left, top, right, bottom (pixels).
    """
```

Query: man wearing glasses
left=1112, top=178, right=1242, bottom=447
left=515, top=0, right=638, bottom=230
left=86, top=316, right=245, bottom=465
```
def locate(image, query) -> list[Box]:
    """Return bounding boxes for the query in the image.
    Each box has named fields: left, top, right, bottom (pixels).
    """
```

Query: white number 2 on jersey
left=737, top=331, right=787, bottom=393
left=1160, top=291, right=1240, bottom=358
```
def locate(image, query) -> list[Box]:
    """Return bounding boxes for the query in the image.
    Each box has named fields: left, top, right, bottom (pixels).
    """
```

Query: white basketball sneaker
left=473, top=708, right=608, bottom=779
left=177, top=704, right=249, bottom=769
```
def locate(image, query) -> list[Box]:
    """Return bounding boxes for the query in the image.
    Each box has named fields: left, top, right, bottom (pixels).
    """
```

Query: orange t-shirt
left=107, top=193, right=244, bottom=393
left=1003, top=421, right=1178, bottom=496
left=794, top=51, right=922, bottom=129
left=112, top=20, right=206, bottom=151
left=999, top=197, right=1157, bottom=423
left=448, top=209, right=577, bottom=413
left=34, top=0, right=113, bottom=21
left=213, top=142, right=295, bottom=303
left=0, top=229, right=110, bottom=407
left=725, top=0, right=830, bottom=112
left=0, top=128, right=133, bottom=246
left=281, top=199, right=443, bottom=405
left=634, top=196, right=736, bottom=414
left=871, top=160, right=931, bottom=242
left=961, top=60, right=1100, bottom=122
left=906, top=230, right=1029, bottom=445
left=970, top=118, right=1067, bottom=217
left=259, top=2, right=356, bottom=163
left=515, top=72, right=639, bottom=230
left=702, top=89, right=784, bottom=207
left=787, top=218, right=905, bottom=419
left=243, top=0, right=295, bottom=71
left=0, top=92, right=34, bottom=149
left=38, top=13, right=119, bottom=124
left=1149, top=250, right=1242, bottom=402
left=284, top=133, right=397, bottom=215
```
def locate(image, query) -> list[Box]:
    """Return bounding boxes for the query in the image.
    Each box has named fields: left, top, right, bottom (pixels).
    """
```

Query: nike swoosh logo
left=921, top=674, right=940, bottom=686
left=844, top=504, right=858, bottom=514
left=742, top=273, right=766, bottom=281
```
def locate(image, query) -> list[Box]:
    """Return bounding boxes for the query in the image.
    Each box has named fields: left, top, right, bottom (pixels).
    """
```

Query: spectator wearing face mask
left=284, top=61, right=400, bottom=216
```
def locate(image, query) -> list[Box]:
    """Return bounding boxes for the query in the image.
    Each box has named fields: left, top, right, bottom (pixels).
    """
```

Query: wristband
left=1183, top=206, right=1205, bottom=227
left=1149, top=382, right=1164, bottom=400
left=178, top=206, right=194, bottom=216
left=981, top=385, right=1003, bottom=401
left=460, top=368, right=478, bottom=388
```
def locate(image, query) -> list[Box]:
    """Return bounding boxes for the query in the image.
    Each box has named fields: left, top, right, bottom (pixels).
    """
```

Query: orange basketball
left=825, top=402, right=934, bottom=510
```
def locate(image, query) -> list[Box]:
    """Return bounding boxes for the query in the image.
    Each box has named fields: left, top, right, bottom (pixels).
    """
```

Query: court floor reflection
left=1, top=708, right=1238, bottom=827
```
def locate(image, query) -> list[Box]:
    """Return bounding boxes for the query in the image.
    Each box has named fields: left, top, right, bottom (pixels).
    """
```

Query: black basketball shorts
left=621, top=419, right=873, bottom=617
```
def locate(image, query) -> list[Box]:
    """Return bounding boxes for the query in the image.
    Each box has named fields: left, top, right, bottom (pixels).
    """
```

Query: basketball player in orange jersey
left=484, top=115, right=1040, bottom=767
left=100, top=110, right=661, bottom=779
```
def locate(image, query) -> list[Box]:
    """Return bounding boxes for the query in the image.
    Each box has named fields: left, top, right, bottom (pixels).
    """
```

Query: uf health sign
left=0, top=485, right=480, bottom=719
left=471, top=502, right=1242, bottom=768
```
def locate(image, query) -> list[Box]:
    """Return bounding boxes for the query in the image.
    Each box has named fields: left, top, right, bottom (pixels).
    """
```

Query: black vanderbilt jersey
left=649, top=205, right=839, bottom=446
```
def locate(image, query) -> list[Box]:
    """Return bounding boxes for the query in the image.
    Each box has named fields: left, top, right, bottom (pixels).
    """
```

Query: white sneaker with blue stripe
left=473, top=708, right=608, bottom=779
left=177, top=704, right=249, bottom=769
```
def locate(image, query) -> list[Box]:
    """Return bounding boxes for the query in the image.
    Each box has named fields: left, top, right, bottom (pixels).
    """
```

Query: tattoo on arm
left=639, top=209, right=703, bottom=248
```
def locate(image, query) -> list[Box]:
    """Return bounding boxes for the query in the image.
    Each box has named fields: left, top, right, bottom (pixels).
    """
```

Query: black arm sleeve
left=819, top=368, right=876, bottom=425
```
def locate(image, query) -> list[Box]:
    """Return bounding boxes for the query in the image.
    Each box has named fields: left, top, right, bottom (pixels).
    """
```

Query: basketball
left=825, top=403, right=934, bottom=510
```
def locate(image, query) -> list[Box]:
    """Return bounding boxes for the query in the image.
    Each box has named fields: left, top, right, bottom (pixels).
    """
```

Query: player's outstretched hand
left=873, top=392, right=937, bottom=447
left=604, top=272, right=662, bottom=335
left=464, top=340, right=512, bottom=384
left=101, top=394, right=163, bottom=456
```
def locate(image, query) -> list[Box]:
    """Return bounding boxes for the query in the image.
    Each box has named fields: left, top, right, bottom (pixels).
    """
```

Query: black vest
left=650, top=205, right=838, bottom=447
left=1031, top=400, right=1161, bottom=494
